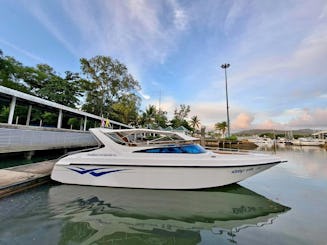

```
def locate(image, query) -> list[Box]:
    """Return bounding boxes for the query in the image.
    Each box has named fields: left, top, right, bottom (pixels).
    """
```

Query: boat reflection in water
left=49, top=185, right=290, bottom=244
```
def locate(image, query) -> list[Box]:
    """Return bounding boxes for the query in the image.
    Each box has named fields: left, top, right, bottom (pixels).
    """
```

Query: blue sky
left=1, top=0, right=327, bottom=131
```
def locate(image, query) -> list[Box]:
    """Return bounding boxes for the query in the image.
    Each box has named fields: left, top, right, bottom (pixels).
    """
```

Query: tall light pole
left=221, top=63, right=231, bottom=138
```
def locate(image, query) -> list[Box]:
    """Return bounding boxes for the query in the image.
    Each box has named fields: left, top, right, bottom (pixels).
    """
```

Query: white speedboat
left=51, top=128, right=286, bottom=189
left=247, top=137, right=274, bottom=147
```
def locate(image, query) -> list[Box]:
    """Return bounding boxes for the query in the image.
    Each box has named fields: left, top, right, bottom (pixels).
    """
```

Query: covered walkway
left=0, top=85, right=131, bottom=130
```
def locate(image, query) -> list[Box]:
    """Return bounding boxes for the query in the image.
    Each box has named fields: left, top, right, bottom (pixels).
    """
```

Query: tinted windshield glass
left=134, top=144, right=206, bottom=154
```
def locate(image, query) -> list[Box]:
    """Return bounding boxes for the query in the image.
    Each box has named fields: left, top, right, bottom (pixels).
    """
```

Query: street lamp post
left=221, top=63, right=231, bottom=138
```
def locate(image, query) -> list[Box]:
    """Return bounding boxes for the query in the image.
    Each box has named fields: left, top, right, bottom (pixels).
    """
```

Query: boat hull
left=51, top=162, right=279, bottom=189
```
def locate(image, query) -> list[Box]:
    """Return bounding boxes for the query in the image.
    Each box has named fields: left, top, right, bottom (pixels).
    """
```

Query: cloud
left=14, top=0, right=327, bottom=132
left=24, top=1, right=78, bottom=57
left=232, top=113, right=254, bottom=130
left=142, top=95, right=176, bottom=118
left=248, top=107, right=327, bottom=130
left=189, top=102, right=227, bottom=127
left=286, top=108, right=327, bottom=129
left=57, top=0, right=188, bottom=66
left=224, top=1, right=247, bottom=32
left=255, top=120, right=284, bottom=130
left=0, top=38, right=45, bottom=63
left=138, top=90, right=150, bottom=100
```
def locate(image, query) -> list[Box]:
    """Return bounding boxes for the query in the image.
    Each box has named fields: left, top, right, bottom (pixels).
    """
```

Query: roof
left=0, top=85, right=131, bottom=128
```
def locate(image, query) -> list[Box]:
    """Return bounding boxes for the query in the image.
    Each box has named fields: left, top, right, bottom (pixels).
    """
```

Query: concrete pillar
left=8, top=96, right=16, bottom=124
left=24, top=151, right=35, bottom=160
left=83, top=116, right=87, bottom=131
left=200, top=126, right=206, bottom=146
left=57, top=109, right=63, bottom=128
left=26, top=105, right=32, bottom=126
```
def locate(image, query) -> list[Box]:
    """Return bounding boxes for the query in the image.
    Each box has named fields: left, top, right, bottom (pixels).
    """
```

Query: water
left=0, top=146, right=326, bottom=245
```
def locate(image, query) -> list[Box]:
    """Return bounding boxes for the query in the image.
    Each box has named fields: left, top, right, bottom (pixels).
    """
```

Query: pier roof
left=0, top=85, right=131, bottom=128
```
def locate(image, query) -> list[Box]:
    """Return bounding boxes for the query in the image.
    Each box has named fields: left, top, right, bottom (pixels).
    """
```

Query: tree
left=24, top=65, right=84, bottom=108
left=215, top=121, right=227, bottom=138
left=111, top=93, right=140, bottom=125
left=155, top=110, right=168, bottom=128
left=143, top=105, right=156, bottom=127
left=171, top=104, right=191, bottom=129
left=174, top=104, right=190, bottom=121
left=190, top=115, right=200, bottom=135
left=0, top=50, right=30, bottom=93
left=80, top=55, right=141, bottom=117
left=0, top=49, right=84, bottom=108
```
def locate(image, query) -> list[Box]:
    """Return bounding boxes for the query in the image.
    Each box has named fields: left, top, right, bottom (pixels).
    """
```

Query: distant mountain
left=234, top=129, right=316, bottom=136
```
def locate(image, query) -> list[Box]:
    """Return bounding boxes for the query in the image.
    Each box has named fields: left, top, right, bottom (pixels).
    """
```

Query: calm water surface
left=0, top=146, right=326, bottom=245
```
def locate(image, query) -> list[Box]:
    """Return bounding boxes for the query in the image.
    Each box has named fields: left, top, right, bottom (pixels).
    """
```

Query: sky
left=1, top=0, right=327, bottom=131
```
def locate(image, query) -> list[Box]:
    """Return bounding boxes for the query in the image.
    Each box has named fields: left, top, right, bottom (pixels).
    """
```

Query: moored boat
left=51, top=128, right=286, bottom=189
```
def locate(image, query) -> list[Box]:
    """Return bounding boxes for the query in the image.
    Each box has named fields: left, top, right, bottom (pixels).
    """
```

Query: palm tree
left=215, top=121, right=227, bottom=138
left=144, top=105, right=156, bottom=128
left=190, top=115, right=200, bottom=135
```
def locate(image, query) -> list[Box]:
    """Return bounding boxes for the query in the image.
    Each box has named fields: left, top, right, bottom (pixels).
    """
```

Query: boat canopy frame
left=102, top=129, right=199, bottom=147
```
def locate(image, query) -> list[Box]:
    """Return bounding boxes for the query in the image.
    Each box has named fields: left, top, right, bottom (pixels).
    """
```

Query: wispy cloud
left=12, top=0, right=327, bottom=130
left=0, top=38, right=44, bottom=63
left=24, top=1, right=78, bottom=57
left=58, top=0, right=188, bottom=66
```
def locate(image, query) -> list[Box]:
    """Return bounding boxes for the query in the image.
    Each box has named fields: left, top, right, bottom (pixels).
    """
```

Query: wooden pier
left=0, top=160, right=55, bottom=198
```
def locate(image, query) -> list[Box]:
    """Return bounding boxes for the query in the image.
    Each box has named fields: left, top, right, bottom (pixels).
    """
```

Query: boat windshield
left=134, top=144, right=206, bottom=154
left=105, top=131, right=196, bottom=146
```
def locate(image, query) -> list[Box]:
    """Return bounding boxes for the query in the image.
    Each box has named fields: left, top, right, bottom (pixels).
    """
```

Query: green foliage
left=138, top=105, right=168, bottom=128
left=170, top=104, right=191, bottom=129
left=190, top=115, right=200, bottom=135
left=1, top=50, right=201, bottom=129
left=110, top=94, right=140, bottom=125
left=0, top=106, right=9, bottom=123
left=225, top=135, right=238, bottom=141
left=174, top=104, right=190, bottom=121
left=0, top=51, right=30, bottom=93
left=42, top=112, right=57, bottom=126
left=80, top=55, right=141, bottom=119
left=215, top=121, right=227, bottom=137
left=68, top=118, right=81, bottom=129
left=25, top=65, right=83, bottom=108
left=0, top=50, right=83, bottom=108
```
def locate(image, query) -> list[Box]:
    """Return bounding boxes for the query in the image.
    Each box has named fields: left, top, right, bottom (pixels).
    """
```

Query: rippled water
left=0, top=146, right=326, bottom=245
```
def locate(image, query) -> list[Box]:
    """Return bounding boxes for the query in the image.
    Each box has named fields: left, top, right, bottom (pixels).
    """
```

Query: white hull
left=51, top=161, right=279, bottom=189
left=51, top=128, right=285, bottom=189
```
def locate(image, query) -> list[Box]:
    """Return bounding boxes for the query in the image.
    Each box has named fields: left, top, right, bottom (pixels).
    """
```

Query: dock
left=0, top=160, right=55, bottom=198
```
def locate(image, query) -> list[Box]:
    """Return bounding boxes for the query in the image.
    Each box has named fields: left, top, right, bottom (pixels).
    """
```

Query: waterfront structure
left=0, top=85, right=130, bottom=130
left=312, top=130, right=327, bottom=140
left=291, top=137, right=325, bottom=146
left=0, top=124, right=98, bottom=154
